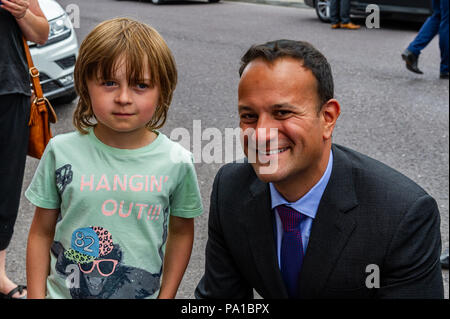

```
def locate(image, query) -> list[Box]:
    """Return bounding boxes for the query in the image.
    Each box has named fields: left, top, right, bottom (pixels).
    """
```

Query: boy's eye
left=102, top=81, right=116, bottom=87
left=136, top=83, right=149, bottom=89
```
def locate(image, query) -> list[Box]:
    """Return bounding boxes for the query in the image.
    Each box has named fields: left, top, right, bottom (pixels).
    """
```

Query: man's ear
left=320, top=99, right=340, bottom=140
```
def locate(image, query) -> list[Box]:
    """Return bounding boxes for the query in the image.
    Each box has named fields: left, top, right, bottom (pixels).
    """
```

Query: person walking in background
left=402, top=0, right=449, bottom=79
left=330, top=0, right=360, bottom=30
left=0, top=0, right=48, bottom=300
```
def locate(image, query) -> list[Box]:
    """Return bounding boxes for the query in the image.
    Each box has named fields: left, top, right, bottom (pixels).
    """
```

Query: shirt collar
left=269, top=150, right=333, bottom=219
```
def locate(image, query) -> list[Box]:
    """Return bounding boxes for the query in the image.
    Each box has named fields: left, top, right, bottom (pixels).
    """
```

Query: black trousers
left=0, top=93, right=30, bottom=250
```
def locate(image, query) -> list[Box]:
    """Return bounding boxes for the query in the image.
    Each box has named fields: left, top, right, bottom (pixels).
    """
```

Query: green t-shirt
left=25, top=128, right=203, bottom=299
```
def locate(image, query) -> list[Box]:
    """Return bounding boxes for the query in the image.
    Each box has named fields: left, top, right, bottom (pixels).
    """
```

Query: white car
left=30, top=0, right=79, bottom=104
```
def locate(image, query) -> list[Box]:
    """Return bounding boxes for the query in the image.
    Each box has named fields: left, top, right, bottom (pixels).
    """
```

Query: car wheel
left=315, top=0, right=331, bottom=23
left=151, top=0, right=164, bottom=4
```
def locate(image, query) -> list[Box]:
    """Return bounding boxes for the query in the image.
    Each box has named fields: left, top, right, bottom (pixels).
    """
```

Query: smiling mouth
left=257, top=147, right=289, bottom=156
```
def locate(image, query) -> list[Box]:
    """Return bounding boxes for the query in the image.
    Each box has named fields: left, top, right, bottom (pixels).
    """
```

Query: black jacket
left=195, top=144, right=444, bottom=299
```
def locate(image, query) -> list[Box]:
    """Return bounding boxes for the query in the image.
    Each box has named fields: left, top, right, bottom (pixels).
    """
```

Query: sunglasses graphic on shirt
left=78, top=259, right=118, bottom=277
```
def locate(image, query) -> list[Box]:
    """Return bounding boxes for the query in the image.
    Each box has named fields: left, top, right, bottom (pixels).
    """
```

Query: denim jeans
left=330, top=0, right=351, bottom=25
left=407, top=0, right=449, bottom=74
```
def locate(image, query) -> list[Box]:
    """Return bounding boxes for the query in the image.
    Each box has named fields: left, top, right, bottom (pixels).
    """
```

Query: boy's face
left=87, top=56, right=159, bottom=139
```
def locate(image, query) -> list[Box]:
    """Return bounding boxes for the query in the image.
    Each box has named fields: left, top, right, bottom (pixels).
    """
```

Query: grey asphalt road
left=7, top=0, right=448, bottom=299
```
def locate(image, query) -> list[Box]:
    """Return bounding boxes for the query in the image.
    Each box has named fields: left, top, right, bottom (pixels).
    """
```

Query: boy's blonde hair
left=73, top=17, right=177, bottom=133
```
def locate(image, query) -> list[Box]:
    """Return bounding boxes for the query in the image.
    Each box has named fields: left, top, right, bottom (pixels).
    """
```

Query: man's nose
left=251, top=115, right=279, bottom=146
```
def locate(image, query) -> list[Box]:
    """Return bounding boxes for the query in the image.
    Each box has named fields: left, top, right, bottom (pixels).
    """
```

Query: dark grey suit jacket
left=195, top=144, right=444, bottom=299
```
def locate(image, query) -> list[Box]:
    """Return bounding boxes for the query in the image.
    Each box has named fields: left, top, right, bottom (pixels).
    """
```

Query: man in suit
left=195, top=40, right=444, bottom=299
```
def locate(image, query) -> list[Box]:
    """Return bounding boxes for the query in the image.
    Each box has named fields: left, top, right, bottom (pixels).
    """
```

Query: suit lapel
left=241, top=145, right=358, bottom=298
left=243, top=177, right=288, bottom=298
left=299, top=145, right=358, bottom=298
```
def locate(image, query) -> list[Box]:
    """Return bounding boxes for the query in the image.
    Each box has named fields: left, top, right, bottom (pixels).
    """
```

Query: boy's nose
left=114, top=87, right=132, bottom=105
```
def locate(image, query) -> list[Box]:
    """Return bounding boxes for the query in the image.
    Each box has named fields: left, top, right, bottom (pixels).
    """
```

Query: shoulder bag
left=22, top=36, right=57, bottom=159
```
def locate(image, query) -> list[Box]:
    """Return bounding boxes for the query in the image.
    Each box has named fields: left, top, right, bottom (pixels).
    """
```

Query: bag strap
left=22, top=36, right=44, bottom=99
left=22, top=36, right=58, bottom=124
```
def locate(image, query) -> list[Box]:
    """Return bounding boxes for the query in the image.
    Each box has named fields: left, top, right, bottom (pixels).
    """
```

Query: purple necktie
left=277, top=205, right=304, bottom=298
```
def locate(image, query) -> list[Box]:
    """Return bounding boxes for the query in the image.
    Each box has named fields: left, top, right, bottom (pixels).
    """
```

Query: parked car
left=304, top=0, right=432, bottom=23
left=29, top=0, right=79, bottom=104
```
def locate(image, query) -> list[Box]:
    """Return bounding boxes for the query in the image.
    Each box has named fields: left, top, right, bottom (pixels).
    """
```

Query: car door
left=358, top=0, right=432, bottom=11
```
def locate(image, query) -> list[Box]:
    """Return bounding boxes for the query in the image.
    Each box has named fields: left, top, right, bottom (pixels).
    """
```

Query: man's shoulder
left=219, top=159, right=252, bottom=172
left=333, top=144, right=429, bottom=201
left=213, top=160, right=258, bottom=192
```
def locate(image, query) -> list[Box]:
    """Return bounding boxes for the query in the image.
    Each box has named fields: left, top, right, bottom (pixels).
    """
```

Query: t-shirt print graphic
left=50, top=219, right=168, bottom=299
left=55, top=164, right=73, bottom=194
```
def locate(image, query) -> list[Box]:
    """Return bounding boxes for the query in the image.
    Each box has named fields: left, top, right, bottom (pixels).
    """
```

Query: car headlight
left=37, top=14, right=72, bottom=48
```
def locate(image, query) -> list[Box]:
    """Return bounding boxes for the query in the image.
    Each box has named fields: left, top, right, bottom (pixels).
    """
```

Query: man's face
left=238, top=57, right=333, bottom=193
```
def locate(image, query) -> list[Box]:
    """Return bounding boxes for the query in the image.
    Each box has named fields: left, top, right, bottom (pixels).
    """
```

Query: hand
left=0, top=0, right=30, bottom=19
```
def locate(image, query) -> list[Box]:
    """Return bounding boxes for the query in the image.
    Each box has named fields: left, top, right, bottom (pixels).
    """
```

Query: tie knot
left=277, top=205, right=303, bottom=233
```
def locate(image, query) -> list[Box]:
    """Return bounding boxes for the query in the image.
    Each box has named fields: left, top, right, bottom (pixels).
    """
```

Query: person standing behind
left=0, top=0, right=48, bottom=299
left=402, top=0, right=449, bottom=79
left=330, top=0, right=360, bottom=29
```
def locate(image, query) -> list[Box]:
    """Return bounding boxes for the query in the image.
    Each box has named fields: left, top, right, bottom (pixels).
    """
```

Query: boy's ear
left=321, top=99, right=340, bottom=140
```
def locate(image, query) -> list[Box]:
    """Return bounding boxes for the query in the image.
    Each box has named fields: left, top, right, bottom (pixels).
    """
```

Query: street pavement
left=6, top=0, right=448, bottom=299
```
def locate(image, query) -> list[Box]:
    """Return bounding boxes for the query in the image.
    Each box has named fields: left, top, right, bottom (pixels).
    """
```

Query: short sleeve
left=169, top=154, right=203, bottom=218
left=25, top=139, right=61, bottom=209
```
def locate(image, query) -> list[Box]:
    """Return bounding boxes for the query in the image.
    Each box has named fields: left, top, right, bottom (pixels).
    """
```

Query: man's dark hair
left=239, top=40, right=334, bottom=111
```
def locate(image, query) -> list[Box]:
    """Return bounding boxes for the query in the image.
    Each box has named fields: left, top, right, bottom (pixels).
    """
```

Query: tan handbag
left=22, top=36, right=57, bottom=159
